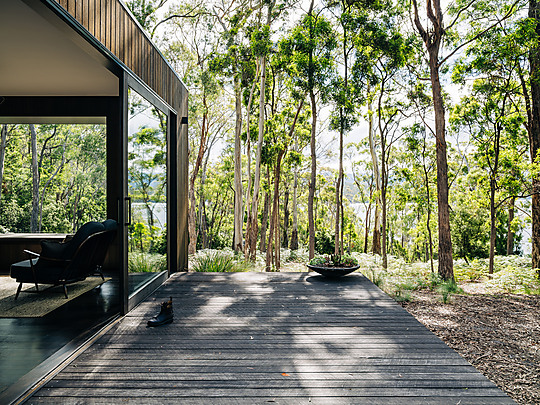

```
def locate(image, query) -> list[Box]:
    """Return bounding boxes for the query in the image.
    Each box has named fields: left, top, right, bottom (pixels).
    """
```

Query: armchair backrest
left=61, top=228, right=115, bottom=282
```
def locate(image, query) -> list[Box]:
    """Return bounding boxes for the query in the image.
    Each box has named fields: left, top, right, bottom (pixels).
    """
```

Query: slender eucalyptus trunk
left=283, top=187, right=289, bottom=248
left=266, top=152, right=284, bottom=271
left=290, top=158, right=299, bottom=250
left=335, top=108, right=344, bottom=256
left=233, top=76, right=243, bottom=252
left=488, top=124, right=501, bottom=275
left=30, top=124, right=39, bottom=232
left=260, top=189, right=270, bottom=252
left=246, top=54, right=268, bottom=260
left=308, top=89, right=317, bottom=259
left=364, top=202, right=371, bottom=253
left=368, top=95, right=381, bottom=255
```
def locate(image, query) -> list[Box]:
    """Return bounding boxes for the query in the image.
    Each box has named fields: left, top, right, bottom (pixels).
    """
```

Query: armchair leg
left=96, top=265, right=105, bottom=280
left=15, top=283, right=23, bottom=300
left=62, top=284, right=68, bottom=299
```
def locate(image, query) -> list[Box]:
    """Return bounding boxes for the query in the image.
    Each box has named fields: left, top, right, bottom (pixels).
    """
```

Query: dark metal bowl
left=306, top=264, right=360, bottom=278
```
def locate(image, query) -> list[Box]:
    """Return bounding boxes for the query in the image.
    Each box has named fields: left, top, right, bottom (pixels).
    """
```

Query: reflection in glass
left=128, top=88, right=167, bottom=295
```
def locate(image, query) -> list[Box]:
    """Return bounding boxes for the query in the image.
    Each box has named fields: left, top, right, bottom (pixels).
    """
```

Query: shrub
left=438, top=280, right=463, bottom=304
left=129, top=252, right=167, bottom=273
left=192, top=252, right=236, bottom=272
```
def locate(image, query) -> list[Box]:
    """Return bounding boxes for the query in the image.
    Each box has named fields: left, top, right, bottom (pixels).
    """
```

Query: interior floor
left=0, top=276, right=120, bottom=396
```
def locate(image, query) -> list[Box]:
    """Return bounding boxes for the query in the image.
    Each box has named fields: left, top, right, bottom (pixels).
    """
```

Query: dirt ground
left=400, top=289, right=540, bottom=405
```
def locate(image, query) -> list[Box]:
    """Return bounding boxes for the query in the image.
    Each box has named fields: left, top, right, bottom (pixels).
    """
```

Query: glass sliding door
left=127, top=88, right=168, bottom=297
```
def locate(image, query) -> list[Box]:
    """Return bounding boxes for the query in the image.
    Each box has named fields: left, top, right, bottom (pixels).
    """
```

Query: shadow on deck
left=29, top=272, right=514, bottom=404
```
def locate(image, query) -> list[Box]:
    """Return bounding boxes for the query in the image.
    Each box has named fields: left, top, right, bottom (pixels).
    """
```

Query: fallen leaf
left=281, top=372, right=290, bottom=377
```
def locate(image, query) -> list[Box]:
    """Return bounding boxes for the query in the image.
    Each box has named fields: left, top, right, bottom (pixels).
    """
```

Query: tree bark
left=0, top=125, right=7, bottom=204
left=335, top=108, right=344, bottom=256
left=488, top=124, right=501, bottom=275
left=266, top=152, right=284, bottom=271
left=529, top=0, right=540, bottom=276
left=233, top=75, right=244, bottom=252
left=412, top=0, right=454, bottom=281
left=283, top=186, right=289, bottom=248
left=308, top=89, right=317, bottom=259
left=367, top=95, right=382, bottom=255
left=431, top=61, right=454, bottom=281
left=246, top=53, right=268, bottom=260
left=260, top=189, right=270, bottom=252
left=507, top=196, right=515, bottom=255
left=290, top=136, right=299, bottom=251
left=29, top=125, right=40, bottom=232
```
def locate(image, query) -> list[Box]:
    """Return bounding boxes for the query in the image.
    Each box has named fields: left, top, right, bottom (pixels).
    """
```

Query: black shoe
left=147, top=297, right=173, bottom=327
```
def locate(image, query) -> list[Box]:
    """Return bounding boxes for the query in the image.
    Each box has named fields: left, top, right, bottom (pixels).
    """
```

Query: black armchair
left=10, top=220, right=117, bottom=299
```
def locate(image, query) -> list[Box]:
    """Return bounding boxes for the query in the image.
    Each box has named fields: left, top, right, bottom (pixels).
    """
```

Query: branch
left=446, top=0, right=478, bottom=31
left=151, top=9, right=212, bottom=37
left=439, top=0, right=521, bottom=67
left=411, top=0, right=428, bottom=43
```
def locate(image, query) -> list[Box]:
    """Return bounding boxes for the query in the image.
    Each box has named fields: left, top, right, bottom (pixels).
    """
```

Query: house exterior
left=0, top=0, right=188, bottom=402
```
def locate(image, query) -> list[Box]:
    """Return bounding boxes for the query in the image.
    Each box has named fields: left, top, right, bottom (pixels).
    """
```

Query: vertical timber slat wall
left=49, top=0, right=188, bottom=271
left=50, top=0, right=183, bottom=113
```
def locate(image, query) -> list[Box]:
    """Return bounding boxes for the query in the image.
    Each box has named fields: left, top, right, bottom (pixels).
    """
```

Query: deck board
left=29, top=272, right=514, bottom=404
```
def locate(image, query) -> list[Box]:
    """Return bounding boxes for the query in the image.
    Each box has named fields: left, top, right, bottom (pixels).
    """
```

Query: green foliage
left=192, top=251, right=249, bottom=272
left=451, top=192, right=489, bottom=260
left=128, top=252, right=167, bottom=273
left=437, top=280, right=463, bottom=304
left=315, top=230, right=335, bottom=255
left=0, top=124, right=107, bottom=233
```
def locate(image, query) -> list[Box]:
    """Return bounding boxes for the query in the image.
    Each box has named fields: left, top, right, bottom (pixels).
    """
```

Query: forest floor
left=399, top=285, right=540, bottom=405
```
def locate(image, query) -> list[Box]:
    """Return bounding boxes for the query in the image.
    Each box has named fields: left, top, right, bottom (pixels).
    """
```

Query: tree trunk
left=246, top=54, right=268, bottom=261
left=260, top=189, right=270, bottom=252
left=364, top=202, right=371, bottom=253
left=290, top=171, right=298, bottom=250
left=0, top=125, right=7, bottom=204
left=368, top=95, right=381, bottom=255
left=529, top=0, right=540, bottom=276
left=488, top=126, right=501, bottom=275
left=412, top=0, right=454, bottom=281
left=233, top=76, right=244, bottom=252
left=283, top=186, right=289, bottom=248
left=199, top=154, right=210, bottom=249
left=308, top=89, right=317, bottom=259
left=335, top=108, right=344, bottom=256
left=290, top=138, right=299, bottom=251
left=29, top=125, right=40, bottom=232
left=266, top=152, right=283, bottom=271
left=507, top=196, right=515, bottom=255
left=429, top=52, right=454, bottom=281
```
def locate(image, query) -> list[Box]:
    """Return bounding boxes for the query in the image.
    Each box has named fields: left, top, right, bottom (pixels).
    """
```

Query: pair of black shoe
left=147, top=297, right=173, bottom=327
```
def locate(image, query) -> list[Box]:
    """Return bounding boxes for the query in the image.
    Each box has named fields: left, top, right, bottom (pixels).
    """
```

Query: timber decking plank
left=30, top=272, right=513, bottom=404
left=27, top=396, right=514, bottom=405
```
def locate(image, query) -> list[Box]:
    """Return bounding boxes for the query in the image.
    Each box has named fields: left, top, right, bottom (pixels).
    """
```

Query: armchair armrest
left=23, top=249, right=40, bottom=258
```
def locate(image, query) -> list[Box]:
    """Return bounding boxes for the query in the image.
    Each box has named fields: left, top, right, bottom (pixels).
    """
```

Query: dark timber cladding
left=52, top=0, right=184, bottom=112
left=32, top=273, right=513, bottom=404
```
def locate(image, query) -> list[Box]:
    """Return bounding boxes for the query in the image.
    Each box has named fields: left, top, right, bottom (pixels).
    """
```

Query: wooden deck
left=29, top=272, right=513, bottom=404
